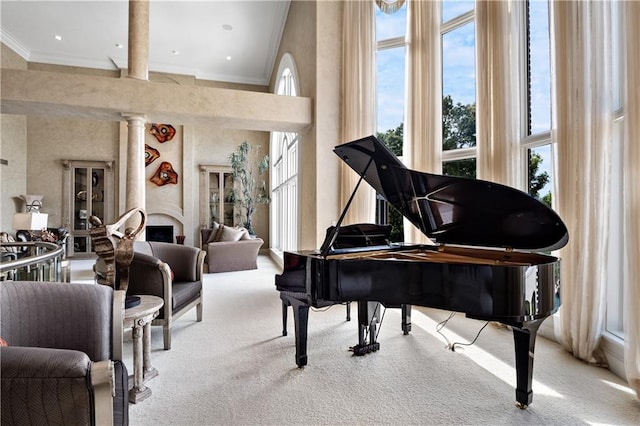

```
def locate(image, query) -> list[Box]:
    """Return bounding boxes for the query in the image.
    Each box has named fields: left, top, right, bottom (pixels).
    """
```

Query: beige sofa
left=201, top=224, right=263, bottom=273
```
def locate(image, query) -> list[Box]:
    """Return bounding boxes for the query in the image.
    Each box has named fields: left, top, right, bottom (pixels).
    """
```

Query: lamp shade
left=12, top=213, right=48, bottom=230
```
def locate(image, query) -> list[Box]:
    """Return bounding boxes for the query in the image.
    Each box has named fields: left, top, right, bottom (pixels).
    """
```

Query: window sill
left=602, top=331, right=626, bottom=381
left=528, top=314, right=627, bottom=382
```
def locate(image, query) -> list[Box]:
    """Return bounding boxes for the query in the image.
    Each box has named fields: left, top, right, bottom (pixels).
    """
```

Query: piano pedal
left=350, top=342, right=380, bottom=356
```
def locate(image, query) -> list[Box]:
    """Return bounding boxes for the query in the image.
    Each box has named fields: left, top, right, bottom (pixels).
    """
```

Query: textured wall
left=1, top=44, right=28, bottom=231
left=0, top=114, right=27, bottom=231
left=26, top=116, right=119, bottom=228
left=271, top=1, right=342, bottom=249
left=314, top=2, right=343, bottom=246
left=1, top=43, right=27, bottom=70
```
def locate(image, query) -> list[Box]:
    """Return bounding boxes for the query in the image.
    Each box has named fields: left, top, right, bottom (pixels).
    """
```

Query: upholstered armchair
left=123, top=241, right=206, bottom=350
left=201, top=225, right=263, bottom=273
left=1, top=281, right=129, bottom=426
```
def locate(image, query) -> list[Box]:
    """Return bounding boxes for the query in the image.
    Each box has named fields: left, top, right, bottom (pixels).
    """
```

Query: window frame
left=441, top=9, right=477, bottom=171
left=270, top=54, right=300, bottom=260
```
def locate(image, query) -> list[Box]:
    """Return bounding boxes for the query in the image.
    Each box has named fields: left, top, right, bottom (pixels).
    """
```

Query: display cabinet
left=62, top=160, right=114, bottom=257
left=199, top=165, right=235, bottom=229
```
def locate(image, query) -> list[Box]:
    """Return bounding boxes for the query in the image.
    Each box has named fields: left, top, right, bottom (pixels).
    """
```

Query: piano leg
left=352, top=301, right=381, bottom=356
left=281, top=300, right=289, bottom=336
left=512, top=320, right=543, bottom=409
left=401, top=304, right=412, bottom=335
left=280, top=294, right=309, bottom=367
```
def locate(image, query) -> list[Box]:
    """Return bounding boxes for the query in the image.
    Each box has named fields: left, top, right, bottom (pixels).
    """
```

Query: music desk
left=124, top=295, right=164, bottom=403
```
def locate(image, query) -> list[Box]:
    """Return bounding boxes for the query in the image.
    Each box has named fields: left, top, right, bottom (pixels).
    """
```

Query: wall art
left=149, top=123, right=176, bottom=143
left=150, top=161, right=179, bottom=186
left=145, top=144, right=160, bottom=166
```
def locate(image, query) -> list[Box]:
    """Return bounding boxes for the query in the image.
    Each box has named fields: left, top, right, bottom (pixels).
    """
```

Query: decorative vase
left=20, top=195, right=44, bottom=212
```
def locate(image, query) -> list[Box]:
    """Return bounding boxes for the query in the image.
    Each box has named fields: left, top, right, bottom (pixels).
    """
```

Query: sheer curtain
left=623, top=0, right=640, bottom=399
left=475, top=0, right=521, bottom=187
left=551, top=0, right=612, bottom=365
left=340, top=0, right=376, bottom=225
left=403, top=0, right=441, bottom=244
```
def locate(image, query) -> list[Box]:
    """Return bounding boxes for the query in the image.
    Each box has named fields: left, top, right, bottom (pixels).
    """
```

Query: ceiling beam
left=0, top=68, right=313, bottom=132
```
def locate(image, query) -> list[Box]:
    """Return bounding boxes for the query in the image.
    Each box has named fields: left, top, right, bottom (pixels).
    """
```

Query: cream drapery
left=403, top=0, right=441, bottom=244
left=551, top=0, right=612, bottom=364
left=623, top=0, right=640, bottom=399
left=475, top=0, right=521, bottom=188
left=340, top=0, right=377, bottom=225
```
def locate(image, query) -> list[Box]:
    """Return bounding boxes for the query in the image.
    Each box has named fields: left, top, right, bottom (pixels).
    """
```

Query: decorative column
left=128, top=0, right=149, bottom=80
left=123, top=0, right=149, bottom=235
left=123, top=114, right=147, bottom=234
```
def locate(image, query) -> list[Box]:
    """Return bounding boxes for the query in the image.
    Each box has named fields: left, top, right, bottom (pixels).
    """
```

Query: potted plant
left=228, top=140, right=269, bottom=235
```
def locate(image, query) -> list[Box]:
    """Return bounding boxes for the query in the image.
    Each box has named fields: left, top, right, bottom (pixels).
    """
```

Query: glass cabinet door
left=72, top=167, right=106, bottom=253
left=63, top=160, right=113, bottom=257
left=209, top=171, right=234, bottom=227
left=222, top=172, right=235, bottom=226
left=200, top=165, right=235, bottom=230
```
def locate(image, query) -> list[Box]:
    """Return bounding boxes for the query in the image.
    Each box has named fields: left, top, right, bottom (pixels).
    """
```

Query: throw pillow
left=212, top=224, right=226, bottom=242
left=219, top=226, right=245, bottom=242
left=206, top=222, right=223, bottom=244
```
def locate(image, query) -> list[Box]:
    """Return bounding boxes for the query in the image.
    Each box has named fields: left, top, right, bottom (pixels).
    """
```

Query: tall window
left=375, top=0, right=478, bottom=179
left=442, top=1, right=476, bottom=178
left=605, top=0, right=625, bottom=340
left=374, top=0, right=627, bottom=368
left=271, top=56, right=299, bottom=258
left=522, top=0, right=553, bottom=206
left=375, top=2, right=407, bottom=242
left=375, top=2, right=407, bottom=148
left=522, top=1, right=625, bottom=350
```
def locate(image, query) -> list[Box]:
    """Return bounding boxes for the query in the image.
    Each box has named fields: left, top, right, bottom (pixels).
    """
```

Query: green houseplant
left=228, top=140, right=269, bottom=235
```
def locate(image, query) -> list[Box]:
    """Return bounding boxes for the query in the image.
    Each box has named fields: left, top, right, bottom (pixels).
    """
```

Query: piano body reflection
left=275, top=135, right=568, bottom=408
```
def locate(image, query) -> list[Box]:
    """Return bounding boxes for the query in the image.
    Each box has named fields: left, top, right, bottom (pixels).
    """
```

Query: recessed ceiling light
left=222, top=24, right=233, bottom=31
left=172, top=50, right=180, bottom=55
left=226, top=56, right=232, bottom=61
left=115, top=43, right=123, bottom=49
left=54, top=35, right=63, bottom=41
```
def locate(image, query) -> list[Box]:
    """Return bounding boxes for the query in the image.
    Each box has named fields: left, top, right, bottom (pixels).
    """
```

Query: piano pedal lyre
left=350, top=342, right=380, bottom=356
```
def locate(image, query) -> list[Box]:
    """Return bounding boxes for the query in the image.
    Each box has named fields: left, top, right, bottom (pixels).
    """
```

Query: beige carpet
left=74, top=256, right=640, bottom=425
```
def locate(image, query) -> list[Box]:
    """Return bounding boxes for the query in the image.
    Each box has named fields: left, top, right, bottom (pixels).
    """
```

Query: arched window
left=270, top=54, right=299, bottom=258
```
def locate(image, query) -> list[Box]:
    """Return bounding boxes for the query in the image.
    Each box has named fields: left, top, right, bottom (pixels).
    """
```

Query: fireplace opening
left=146, top=225, right=173, bottom=243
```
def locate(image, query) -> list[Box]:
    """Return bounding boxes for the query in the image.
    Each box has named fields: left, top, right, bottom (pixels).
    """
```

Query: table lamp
left=12, top=212, right=49, bottom=232
left=13, top=195, right=48, bottom=236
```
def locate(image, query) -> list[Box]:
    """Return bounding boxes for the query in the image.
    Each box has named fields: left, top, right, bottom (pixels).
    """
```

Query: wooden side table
left=123, top=295, right=164, bottom=404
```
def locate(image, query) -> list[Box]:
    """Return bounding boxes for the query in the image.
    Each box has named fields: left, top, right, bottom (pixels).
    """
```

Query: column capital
left=121, top=113, right=147, bottom=122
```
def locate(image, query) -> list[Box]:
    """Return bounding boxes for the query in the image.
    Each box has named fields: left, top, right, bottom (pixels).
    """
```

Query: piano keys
left=275, top=135, right=568, bottom=408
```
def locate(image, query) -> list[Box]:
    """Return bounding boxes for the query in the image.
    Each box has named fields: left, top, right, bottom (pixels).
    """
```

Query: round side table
left=123, top=295, right=164, bottom=404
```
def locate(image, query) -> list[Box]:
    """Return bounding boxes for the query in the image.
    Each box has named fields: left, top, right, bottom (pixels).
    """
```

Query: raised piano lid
left=334, top=135, right=569, bottom=252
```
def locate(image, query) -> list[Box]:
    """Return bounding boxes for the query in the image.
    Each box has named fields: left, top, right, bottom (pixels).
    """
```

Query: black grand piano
left=275, top=135, right=568, bottom=408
